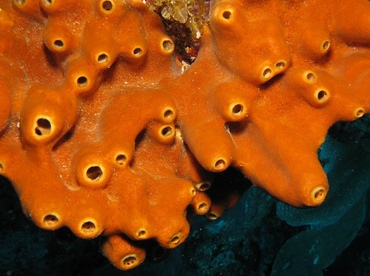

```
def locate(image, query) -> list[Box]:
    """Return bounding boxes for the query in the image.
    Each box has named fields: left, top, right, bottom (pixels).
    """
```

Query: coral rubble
left=0, top=0, right=369, bottom=271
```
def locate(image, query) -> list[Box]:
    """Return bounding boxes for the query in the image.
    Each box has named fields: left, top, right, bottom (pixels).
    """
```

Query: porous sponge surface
left=0, top=0, right=369, bottom=270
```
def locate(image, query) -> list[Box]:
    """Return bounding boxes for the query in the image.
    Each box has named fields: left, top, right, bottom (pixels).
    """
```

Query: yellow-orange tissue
left=0, top=0, right=369, bottom=270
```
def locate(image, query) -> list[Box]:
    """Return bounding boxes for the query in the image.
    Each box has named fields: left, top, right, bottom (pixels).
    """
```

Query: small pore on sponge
left=96, top=52, right=109, bottom=64
left=53, top=39, right=64, bottom=50
left=195, top=181, right=212, bottom=191
left=81, top=220, right=97, bottom=234
left=76, top=75, right=89, bottom=87
left=43, top=213, right=62, bottom=229
left=354, top=107, right=365, bottom=118
left=160, top=38, right=175, bottom=53
left=214, top=158, right=226, bottom=171
left=34, top=117, right=52, bottom=136
left=75, top=153, right=113, bottom=189
left=314, top=88, right=330, bottom=104
left=310, top=185, right=328, bottom=205
left=86, top=166, right=103, bottom=180
left=101, top=0, right=114, bottom=12
left=121, top=254, right=140, bottom=269
left=115, top=153, right=127, bottom=166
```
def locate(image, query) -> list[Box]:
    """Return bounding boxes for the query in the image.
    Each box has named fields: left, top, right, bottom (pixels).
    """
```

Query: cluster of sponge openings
left=1, top=0, right=213, bottom=270
left=1, top=0, right=370, bottom=271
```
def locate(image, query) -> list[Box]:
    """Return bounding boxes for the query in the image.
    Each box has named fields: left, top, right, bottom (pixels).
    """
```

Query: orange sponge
left=0, top=0, right=369, bottom=270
